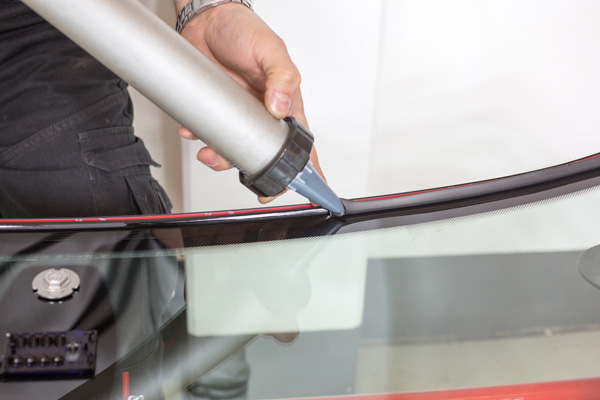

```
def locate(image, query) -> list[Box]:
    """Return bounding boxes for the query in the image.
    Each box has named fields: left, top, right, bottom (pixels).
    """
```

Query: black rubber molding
left=2, top=152, right=600, bottom=233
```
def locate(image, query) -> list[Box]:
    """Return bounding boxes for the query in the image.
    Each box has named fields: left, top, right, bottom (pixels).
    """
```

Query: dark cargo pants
left=0, top=89, right=171, bottom=218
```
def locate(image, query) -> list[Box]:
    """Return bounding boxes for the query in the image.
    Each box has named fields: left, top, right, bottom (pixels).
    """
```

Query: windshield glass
left=2, top=183, right=600, bottom=399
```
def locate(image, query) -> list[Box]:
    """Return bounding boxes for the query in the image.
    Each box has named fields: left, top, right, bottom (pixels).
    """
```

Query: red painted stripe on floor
left=122, top=371, right=129, bottom=400
left=278, top=377, right=600, bottom=400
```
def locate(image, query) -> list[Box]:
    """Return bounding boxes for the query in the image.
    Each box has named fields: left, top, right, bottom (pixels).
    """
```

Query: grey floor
left=353, top=252, right=600, bottom=393
left=356, top=330, right=600, bottom=393
left=243, top=250, right=600, bottom=398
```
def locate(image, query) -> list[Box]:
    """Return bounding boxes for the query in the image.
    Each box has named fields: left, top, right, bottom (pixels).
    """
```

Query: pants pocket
left=79, top=127, right=172, bottom=215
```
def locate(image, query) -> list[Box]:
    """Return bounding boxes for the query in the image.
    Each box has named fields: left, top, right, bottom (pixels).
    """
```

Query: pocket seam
left=79, top=128, right=160, bottom=172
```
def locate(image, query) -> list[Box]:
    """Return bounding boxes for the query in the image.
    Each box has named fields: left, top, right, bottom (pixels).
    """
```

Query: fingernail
left=199, top=153, right=219, bottom=167
left=269, top=92, right=291, bottom=117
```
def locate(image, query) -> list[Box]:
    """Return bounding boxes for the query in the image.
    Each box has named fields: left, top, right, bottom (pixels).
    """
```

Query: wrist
left=175, top=0, right=253, bottom=33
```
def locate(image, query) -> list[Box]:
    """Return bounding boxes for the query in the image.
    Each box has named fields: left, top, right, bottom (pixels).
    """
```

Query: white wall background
left=134, top=0, right=600, bottom=213
left=370, top=0, right=600, bottom=194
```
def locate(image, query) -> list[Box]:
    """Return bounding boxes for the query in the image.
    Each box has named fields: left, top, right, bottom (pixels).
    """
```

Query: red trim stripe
left=0, top=204, right=313, bottom=225
left=3, top=152, right=600, bottom=226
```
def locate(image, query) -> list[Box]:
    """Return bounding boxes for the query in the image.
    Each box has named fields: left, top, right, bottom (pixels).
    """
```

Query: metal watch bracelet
left=176, top=0, right=253, bottom=33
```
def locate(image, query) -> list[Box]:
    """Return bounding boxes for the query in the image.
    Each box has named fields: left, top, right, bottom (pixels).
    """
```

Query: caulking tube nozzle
left=240, top=117, right=345, bottom=215
left=287, top=162, right=345, bottom=216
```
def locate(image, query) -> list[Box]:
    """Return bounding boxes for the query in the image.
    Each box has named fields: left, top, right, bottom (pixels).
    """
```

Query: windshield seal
left=1, top=152, right=599, bottom=235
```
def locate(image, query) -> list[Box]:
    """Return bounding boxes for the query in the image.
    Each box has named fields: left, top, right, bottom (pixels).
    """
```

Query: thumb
left=264, top=67, right=308, bottom=127
left=266, top=89, right=293, bottom=119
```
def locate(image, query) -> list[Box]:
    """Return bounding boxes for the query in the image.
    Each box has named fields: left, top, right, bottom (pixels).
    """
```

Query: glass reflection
left=1, top=187, right=600, bottom=399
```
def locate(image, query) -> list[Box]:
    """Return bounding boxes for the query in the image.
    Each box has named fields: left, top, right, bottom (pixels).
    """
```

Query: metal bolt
left=43, top=270, right=69, bottom=288
left=32, top=268, right=80, bottom=300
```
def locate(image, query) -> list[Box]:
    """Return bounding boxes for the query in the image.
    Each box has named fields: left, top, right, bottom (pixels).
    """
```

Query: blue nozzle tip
left=287, top=163, right=345, bottom=215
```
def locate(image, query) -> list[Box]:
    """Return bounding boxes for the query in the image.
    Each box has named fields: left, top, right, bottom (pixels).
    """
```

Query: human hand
left=175, top=2, right=325, bottom=203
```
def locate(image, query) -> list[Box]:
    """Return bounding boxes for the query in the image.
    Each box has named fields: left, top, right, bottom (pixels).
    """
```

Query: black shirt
left=0, top=0, right=125, bottom=150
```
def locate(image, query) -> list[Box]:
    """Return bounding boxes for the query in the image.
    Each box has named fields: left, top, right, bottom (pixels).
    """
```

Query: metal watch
left=176, top=0, right=253, bottom=33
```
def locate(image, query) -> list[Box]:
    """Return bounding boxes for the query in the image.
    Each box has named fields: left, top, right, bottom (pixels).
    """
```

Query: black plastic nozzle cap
left=240, top=117, right=314, bottom=197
